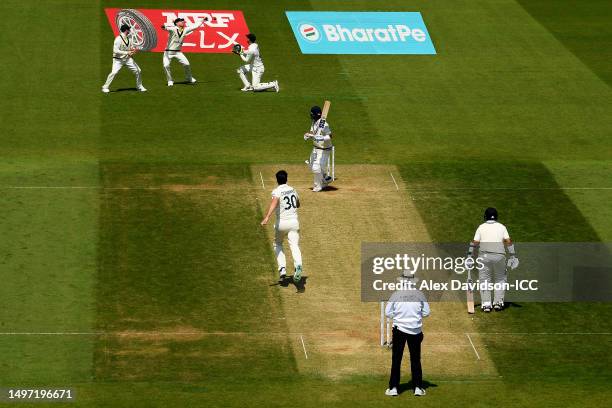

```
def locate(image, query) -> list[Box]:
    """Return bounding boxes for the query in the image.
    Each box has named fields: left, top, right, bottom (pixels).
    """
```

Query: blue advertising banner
left=285, top=11, right=436, bottom=54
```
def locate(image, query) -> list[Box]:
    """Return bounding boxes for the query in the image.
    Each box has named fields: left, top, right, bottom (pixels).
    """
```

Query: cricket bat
left=466, top=269, right=475, bottom=314
left=317, top=100, right=331, bottom=135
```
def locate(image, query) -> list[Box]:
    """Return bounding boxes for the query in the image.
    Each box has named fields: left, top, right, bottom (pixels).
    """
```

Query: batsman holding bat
left=102, top=24, right=146, bottom=93
left=466, top=207, right=519, bottom=312
left=304, top=103, right=334, bottom=192
left=234, top=33, right=279, bottom=92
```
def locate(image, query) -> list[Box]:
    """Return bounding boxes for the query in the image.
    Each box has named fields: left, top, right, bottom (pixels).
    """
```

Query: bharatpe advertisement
left=285, top=11, right=436, bottom=54
left=362, top=243, right=612, bottom=302
left=104, top=8, right=250, bottom=52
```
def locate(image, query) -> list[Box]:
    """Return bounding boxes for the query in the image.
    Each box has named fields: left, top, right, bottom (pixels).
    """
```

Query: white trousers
left=237, top=64, right=275, bottom=91
left=274, top=219, right=302, bottom=270
left=103, top=58, right=142, bottom=89
left=309, top=148, right=331, bottom=190
left=478, top=253, right=507, bottom=306
left=163, top=51, right=193, bottom=82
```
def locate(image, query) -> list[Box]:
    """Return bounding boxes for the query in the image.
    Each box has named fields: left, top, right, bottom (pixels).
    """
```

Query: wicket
left=380, top=301, right=392, bottom=347
left=326, top=146, right=335, bottom=181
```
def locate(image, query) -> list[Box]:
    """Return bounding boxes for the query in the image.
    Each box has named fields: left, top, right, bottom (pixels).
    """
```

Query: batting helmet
left=484, top=207, right=498, bottom=221
left=310, top=106, right=322, bottom=120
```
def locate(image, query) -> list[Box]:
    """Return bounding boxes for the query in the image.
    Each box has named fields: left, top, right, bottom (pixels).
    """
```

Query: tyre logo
left=299, top=24, right=320, bottom=42
left=115, top=9, right=158, bottom=51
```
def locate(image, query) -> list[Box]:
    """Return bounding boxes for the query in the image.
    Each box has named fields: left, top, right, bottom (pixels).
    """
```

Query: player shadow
left=310, top=186, right=338, bottom=192
left=475, top=302, right=522, bottom=311
left=172, top=80, right=199, bottom=86
left=270, top=275, right=308, bottom=293
left=397, top=380, right=438, bottom=394
left=113, top=87, right=140, bottom=93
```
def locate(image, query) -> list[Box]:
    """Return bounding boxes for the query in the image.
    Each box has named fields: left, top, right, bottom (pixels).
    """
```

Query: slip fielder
left=261, top=170, right=303, bottom=283
left=102, top=24, right=146, bottom=93
left=234, top=33, right=279, bottom=92
left=304, top=106, right=334, bottom=192
left=161, top=17, right=208, bottom=86
left=467, top=207, right=519, bottom=312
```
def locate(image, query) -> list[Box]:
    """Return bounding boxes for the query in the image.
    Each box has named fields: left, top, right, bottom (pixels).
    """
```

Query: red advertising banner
left=104, top=8, right=250, bottom=53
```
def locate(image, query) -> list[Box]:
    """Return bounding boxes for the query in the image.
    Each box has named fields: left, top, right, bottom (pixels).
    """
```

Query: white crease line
left=389, top=172, right=399, bottom=191
left=259, top=172, right=266, bottom=190
left=4, top=185, right=612, bottom=191
left=0, top=331, right=610, bottom=336
left=300, top=335, right=308, bottom=359
left=466, top=333, right=480, bottom=360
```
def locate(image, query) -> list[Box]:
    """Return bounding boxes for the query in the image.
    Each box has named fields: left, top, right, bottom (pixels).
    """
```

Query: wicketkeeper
left=304, top=106, right=333, bottom=192
left=467, top=207, right=519, bottom=312
left=234, top=33, right=279, bottom=92
left=102, top=24, right=146, bottom=93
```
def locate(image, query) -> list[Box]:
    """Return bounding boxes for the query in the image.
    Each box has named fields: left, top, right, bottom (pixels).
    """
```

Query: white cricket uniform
left=237, top=43, right=276, bottom=91
left=162, top=23, right=200, bottom=82
left=473, top=220, right=511, bottom=306
left=102, top=34, right=143, bottom=90
left=271, top=184, right=302, bottom=270
left=307, top=119, right=333, bottom=191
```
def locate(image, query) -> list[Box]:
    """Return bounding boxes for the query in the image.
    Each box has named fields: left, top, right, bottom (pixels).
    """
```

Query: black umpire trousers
left=389, top=327, right=423, bottom=389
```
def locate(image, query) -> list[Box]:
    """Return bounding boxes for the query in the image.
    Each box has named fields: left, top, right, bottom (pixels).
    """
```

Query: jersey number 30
left=283, top=194, right=298, bottom=210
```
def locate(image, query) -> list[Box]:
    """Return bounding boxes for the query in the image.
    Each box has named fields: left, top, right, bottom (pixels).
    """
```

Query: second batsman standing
left=467, top=207, right=519, bottom=312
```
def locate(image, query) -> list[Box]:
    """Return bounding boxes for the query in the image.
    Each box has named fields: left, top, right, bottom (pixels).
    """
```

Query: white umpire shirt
left=473, top=220, right=510, bottom=254
left=385, top=289, right=430, bottom=335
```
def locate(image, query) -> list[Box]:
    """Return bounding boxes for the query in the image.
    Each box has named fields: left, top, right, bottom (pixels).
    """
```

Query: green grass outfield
left=1, top=0, right=611, bottom=406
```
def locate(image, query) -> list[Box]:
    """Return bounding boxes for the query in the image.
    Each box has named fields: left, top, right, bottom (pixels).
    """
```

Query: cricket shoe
left=312, top=186, right=323, bottom=192
left=385, top=388, right=398, bottom=397
left=273, top=80, right=280, bottom=93
left=167, top=81, right=174, bottom=87
left=414, top=387, right=426, bottom=396
left=293, top=265, right=302, bottom=283
left=493, top=302, right=504, bottom=311
left=241, top=86, right=253, bottom=92
left=188, top=77, right=197, bottom=84
left=138, top=86, right=147, bottom=92
left=482, top=305, right=492, bottom=313
left=278, top=267, right=287, bottom=282
left=101, top=87, right=110, bottom=93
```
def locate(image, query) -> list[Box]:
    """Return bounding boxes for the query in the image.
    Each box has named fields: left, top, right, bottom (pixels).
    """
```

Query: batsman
left=466, top=207, right=519, bottom=312
left=304, top=104, right=334, bottom=192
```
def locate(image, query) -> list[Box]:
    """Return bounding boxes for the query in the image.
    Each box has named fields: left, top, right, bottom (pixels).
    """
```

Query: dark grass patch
left=400, top=160, right=612, bottom=383
left=95, top=163, right=296, bottom=381
left=516, top=0, right=612, bottom=87
left=400, top=160, right=600, bottom=242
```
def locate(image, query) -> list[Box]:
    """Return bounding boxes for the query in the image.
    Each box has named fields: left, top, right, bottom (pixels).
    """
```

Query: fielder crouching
left=235, top=33, right=279, bottom=92
left=467, top=207, right=519, bottom=312
left=304, top=106, right=334, bottom=192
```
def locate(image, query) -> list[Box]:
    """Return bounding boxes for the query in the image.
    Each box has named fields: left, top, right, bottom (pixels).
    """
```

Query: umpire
left=385, top=274, right=430, bottom=397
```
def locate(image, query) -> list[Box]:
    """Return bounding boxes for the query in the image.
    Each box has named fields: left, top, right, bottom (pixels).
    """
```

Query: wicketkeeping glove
left=507, top=256, right=519, bottom=270
left=232, top=44, right=242, bottom=55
